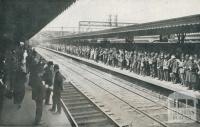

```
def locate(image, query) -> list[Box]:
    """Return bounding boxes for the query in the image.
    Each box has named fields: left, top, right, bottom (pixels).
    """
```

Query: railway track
left=61, top=82, right=119, bottom=127
left=37, top=47, right=200, bottom=127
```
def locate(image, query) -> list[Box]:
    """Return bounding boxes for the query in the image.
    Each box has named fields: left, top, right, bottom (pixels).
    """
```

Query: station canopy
left=53, top=14, right=200, bottom=41
left=0, top=0, right=76, bottom=46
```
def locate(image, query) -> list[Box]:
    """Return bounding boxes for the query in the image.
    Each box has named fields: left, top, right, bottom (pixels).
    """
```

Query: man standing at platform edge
left=49, top=64, right=64, bottom=114
left=32, top=63, right=46, bottom=125
left=43, top=61, right=54, bottom=105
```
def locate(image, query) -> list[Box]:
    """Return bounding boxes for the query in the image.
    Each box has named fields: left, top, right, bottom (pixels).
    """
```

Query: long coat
left=43, top=66, right=53, bottom=86
left=172, top=59, right=179, bottom=73
left=13, top=70, right=26, bottom=104
left=185, top=60, right=198, bottom=83
left=53, top=71, right=64, bottom=94
left=32, top=75, right=46, bottom=101
left=28, top=57, right=38, bottom=87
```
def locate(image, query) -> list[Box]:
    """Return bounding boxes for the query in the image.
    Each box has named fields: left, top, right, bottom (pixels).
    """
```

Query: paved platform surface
left=44, top=47, right=200, bottom=99
left=0, top=85, right=72, bottom=127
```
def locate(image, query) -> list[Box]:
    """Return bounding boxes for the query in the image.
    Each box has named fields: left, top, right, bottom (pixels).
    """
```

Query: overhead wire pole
left=78, top=21, right=81, bottom=33
left=114, top=15, right=118, bottom=27
left=109, top=14, right=112, bottom=27
left=62, top=26, right=63, bottom=37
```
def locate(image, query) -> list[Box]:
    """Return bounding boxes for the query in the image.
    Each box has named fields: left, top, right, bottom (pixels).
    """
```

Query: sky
left=44, top=0, right=200, bottom=30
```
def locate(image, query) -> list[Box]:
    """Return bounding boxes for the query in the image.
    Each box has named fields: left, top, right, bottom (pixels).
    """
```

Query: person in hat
left=49, top=64, right=64, bottom=114
left=145, top=53, right=150, bottom=76
left=163, top=55, right=170, bottom=81
left=178, top=54, right=186, bottom=85
left=13, top=63, right=26, bottom=109
left=43, top=61, right=54, bottom=105
left=183, top=54, right=189, bottom=86
left=32, top=63, right=46, bottom=125
left=28, top=49, right=38, bottom=87
left=129, top=51, right=134, bottom=72
left=169, top=55, right=179, bottom=84
left=185, top=56, right=198, bottom=90
left=157, top=53, right=164, bottom=80
left=112, top=48, right=118, bottom=68
left=136, top=54, right=141, bottom=74
left=150, top=53, right=157, bottom=78
left=140, top=54, right=145, bottom=76
left=103, top=49, right=108, bottom=64
left=6, top=49, right=18, bottom=92
left=152, top=53, right=158, bottom=78
left=148, top=52, right=154, bottom=77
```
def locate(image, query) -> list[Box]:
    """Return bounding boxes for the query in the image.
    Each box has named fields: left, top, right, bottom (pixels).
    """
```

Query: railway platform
left=42, top=47, right=200, bottom=100
left=0, top=85, right=72, bottom=127
left=36, top=47, right=200, bottom=127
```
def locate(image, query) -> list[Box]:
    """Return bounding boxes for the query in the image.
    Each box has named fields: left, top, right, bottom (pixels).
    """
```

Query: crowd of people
left=0, top=44, right=65, bottom=125
left=27, top=48, right=65, bottom=125
left=1, top=42, right=200, bottom=124
left=49, top=44, right=200, bottom=91
left=0, top=44, right=27, bottom=121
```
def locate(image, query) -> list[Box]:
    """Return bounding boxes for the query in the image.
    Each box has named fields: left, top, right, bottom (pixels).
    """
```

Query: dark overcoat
left=43, top=66, right=53, bottom=86
left=13, top=70, right=26, bottom=104
left=32, top=75, right=46, bottom=101
left=53, top=71, right=64, bottom=94
left=185, top=60, right=198, bottom=83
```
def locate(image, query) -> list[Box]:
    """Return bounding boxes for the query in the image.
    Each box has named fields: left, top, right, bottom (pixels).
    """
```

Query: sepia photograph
left=0, top=0, right=200, bottom=127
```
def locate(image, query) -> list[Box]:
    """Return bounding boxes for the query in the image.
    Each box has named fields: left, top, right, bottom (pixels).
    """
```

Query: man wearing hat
left=169, top=55, right=178, bottom=84
left=13, top=63, right=27, bottom=109
left=184, top=54, right=190, bottom=87
left=49, top=64, right=64, bottom=114
left=178, top=54, right=186, bottom=85
left=157, top=53, right=164, bottom=80
left=7, top=49, right=18, bottom=92
left=28, top=49, right=38, bottom=87
left=163, top=55, right=169, bottom=81
left=32, top=63, right=46, bottom=125
left=152, top=53, right=158, bottom=78
left=185, top=56, right=198, bottom=90
left=43, top=61, right=54, bottom=105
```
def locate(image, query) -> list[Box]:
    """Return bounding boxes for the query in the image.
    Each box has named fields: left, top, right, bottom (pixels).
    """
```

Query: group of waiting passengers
left=0, top=44, right=27, bottom=121
left=49, top=44, right=200, bottom=91
left=0, top=44, right=64, bottom=125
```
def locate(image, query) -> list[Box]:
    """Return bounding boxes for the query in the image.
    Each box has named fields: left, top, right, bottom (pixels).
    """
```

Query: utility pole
left=108, top=14, right=112, bottom=27
left=61, top=26, right=63, bottom=37
left=78, top=21, right=81, bottom=33
left=114, top=15, right=118, bottom=27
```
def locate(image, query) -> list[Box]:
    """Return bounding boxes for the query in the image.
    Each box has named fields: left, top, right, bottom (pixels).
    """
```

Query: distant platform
left=0, top=85, right=71, bottom=127
left=42, top=47, right=200, bottom=100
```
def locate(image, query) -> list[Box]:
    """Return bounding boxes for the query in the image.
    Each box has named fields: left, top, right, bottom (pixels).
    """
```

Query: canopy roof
left=0, top=0, right=76, bottom=45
